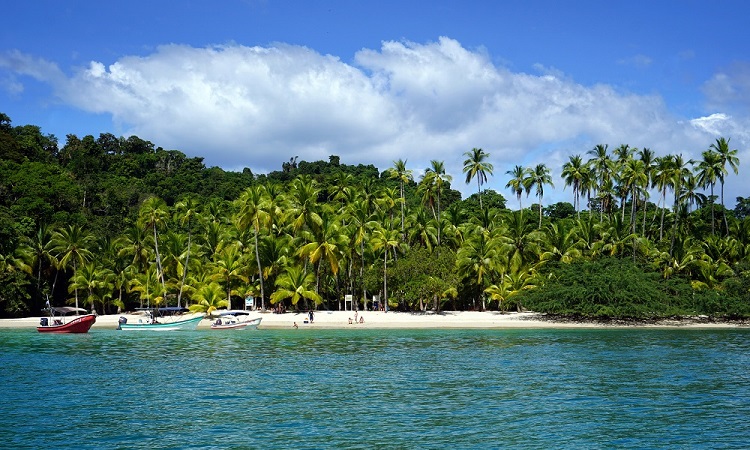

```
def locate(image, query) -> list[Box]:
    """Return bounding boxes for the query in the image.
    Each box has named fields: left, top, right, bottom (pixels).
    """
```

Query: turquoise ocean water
left=1, top=327, right=749, bottom=449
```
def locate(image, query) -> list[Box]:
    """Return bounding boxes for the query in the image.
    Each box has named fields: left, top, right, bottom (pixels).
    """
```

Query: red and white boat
left=210, top=311, right=262, bottom=330
left=37, top=307, right=96, bottom=333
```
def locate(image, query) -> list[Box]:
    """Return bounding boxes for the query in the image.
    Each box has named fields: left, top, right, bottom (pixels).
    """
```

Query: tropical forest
left=1, top=112, right=749, bottom=320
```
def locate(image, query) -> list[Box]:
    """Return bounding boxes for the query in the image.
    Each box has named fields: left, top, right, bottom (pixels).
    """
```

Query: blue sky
left=2, top=0, right=750, bottom=205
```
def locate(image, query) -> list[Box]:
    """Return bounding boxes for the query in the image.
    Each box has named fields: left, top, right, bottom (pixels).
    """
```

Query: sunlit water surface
left=1, top=328, right=749, bottom=449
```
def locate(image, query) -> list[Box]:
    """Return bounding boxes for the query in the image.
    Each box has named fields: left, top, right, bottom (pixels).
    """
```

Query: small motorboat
left=210, top=311, right=262, bottom=330
left=117, top=307, right=205, bottom=331
left=37, top=306, right=96, bottom=333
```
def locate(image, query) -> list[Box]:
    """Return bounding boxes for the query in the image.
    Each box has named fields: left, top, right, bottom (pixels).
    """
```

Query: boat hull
left=210, top=317, right=261, bottom=330
left=37, top=314, right=96, bottom=333
left=118, top=315, right=204, bottom=331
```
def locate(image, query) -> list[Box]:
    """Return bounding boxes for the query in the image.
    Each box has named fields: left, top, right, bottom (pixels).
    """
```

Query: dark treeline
left=1, top=112, right=749, bottom=320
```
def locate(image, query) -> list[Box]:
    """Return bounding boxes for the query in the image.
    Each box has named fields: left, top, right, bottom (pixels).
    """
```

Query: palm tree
left=652, top=156, right=673, bottom=240
left=696, top=150, right=722, bottom=234
left=51, top=224, right=95, bottom=312
left=463, top=148, right=494, bottom=209
left=298, top=209, right=347, bottom=296
left=528, top=163, right=554, bottom=228
left=709, top=137, right=740, bottom=234
left=621, top=158, right=647, bottom=233
left=270, top=266, right=322, bottom=309
left=457, top=226, right=501, bottom=311
left=371, top=225, right=403, bottom=311
left=211, top=245, right=248, bottom=311
left=425, top=160, right=452, bottom=245
left=174, top=195, right=199, bottom=307
left=138, top=196, right=170, bottom=303
left=638, top=148, right=656, bottom=234
left=587, top=144, right=612, bottom=221
left=561, top=155, right=588, bottom=219
left=505, top=165, right=531, bottom=212
left=386, top=159, right=413, bottom=238
left=235, top=185, right=270, bottom=310
left=188, top=282, right=228, bottom=315
left=669, top=154, right=692, bottom=257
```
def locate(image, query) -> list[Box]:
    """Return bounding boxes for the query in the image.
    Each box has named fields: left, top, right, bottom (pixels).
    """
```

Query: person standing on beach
left=309, top=310, right=314, bottom=323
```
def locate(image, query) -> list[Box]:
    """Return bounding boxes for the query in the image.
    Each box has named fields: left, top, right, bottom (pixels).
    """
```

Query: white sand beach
left=1, top=310, right=746, bottom=330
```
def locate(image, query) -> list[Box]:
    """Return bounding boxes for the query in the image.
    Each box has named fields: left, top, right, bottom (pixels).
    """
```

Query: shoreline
left=1, top=310, right=748, bottom=330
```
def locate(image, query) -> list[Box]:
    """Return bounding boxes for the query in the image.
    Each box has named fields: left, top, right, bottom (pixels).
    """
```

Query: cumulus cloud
left=702, top=62, right=750, bottom=115
left=1, top=38, right=747, bottom=202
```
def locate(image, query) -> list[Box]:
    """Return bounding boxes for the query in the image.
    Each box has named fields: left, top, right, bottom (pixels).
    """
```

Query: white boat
left=117, top=307, right=205, bottom=331
left=210, top=311, right=262, bottom=330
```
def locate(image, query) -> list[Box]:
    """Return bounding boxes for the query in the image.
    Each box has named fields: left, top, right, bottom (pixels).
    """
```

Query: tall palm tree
left=652, top=156, right=673, bottom=240
left=463, top=148, right=494, bottom=209
left=696, top=150, right=723, bottom=234
left=709, top=137, right=740, bottom=234
left=211, top=245, right=248, bottom=310
left=235, top=185, right=270, bottom=310
left=174, top=195, right=199, bottom=307
left=51, top=224, right=95, bottom=312
left=621, top=158, right=648, bottom=233
left=669, top=154, right=693, bottom=257
left=371, top=225, right=402, bottom=311
left=505, top=165, right=531, bottom=212
left=425, top=160, right=452, bottom=245
left=638, top=148, right=656, bottom=234
left=528, top=163, right=554, bottom=229
left=138, top=196, right=170, bottom=303
left=587, top=144, right=612, bottom=221
left=386, top=159, right=413, bottom=239
left=561, top=155, right=588, bottom=219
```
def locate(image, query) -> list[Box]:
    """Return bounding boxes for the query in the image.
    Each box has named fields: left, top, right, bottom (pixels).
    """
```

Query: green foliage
left=518, top=258, right=750, bottom=319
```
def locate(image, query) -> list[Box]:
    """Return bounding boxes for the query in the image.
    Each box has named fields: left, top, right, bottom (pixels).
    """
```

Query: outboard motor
left=40, top=317, right=48, bottom=326
left=117, top=316, right=127, bottom=330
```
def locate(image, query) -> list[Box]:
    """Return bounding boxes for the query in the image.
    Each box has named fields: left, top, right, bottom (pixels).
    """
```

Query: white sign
left=245, top=296, right=254, bottom=307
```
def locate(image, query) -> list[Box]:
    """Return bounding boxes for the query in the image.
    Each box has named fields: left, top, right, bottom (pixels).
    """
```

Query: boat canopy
left=135, top=307, right=189, bottom=313
left=216, top=310, right=251, bottom=317
left=44, top=306, right=89, bottom=315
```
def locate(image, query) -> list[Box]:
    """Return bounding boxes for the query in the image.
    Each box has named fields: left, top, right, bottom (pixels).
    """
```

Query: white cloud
left=2, top=38, right=748, bottom=204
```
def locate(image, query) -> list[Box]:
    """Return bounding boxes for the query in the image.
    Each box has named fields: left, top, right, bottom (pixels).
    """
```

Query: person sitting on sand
left=359, top=316, right=364, bottom=324
left=348, top=317, right=353, bottom=324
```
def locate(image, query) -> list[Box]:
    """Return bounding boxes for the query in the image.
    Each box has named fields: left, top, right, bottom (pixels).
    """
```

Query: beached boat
left=210, top=311, right=262, bottom=330
left=117, top=307, right=205, bottom=331
left=37, top=306, right=96, bottom=333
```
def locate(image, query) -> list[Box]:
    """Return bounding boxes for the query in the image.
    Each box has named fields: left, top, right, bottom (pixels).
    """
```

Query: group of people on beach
left=348, top=310, right=364, bottom=324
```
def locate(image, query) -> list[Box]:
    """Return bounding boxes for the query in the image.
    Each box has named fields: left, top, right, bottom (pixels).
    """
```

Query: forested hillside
left=1, top=112, right=749, bottom=319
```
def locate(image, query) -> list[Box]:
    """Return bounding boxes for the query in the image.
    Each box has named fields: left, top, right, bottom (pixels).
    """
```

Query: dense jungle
left=1, top=112, right=749, bottom=320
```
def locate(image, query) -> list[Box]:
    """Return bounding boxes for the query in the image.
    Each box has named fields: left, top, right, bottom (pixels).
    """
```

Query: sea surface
left=1, top=327, right=749, bottom=449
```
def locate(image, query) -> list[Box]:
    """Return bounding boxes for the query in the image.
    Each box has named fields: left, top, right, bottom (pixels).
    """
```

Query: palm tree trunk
left=254, top=228, right=265, bottom=310
left=722, top=181, right=729, bottom=235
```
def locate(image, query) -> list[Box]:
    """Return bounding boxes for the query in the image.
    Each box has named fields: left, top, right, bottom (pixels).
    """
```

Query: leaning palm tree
left=463, top=148, right=494, bottom=209
left=709, top=137, right=740, bottom=234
